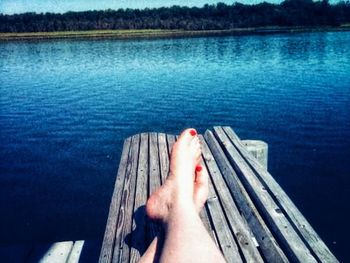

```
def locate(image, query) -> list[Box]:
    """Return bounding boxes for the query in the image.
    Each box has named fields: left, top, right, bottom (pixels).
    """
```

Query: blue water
left=0, top=32, right=349, bottom=261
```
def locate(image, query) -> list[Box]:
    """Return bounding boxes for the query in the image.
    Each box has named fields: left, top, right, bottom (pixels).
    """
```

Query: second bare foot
left=146, top=128, right=207, bottom=222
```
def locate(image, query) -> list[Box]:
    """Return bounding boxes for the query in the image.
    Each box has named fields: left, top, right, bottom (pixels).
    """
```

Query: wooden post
left=241, top=140, right=268, bottom=170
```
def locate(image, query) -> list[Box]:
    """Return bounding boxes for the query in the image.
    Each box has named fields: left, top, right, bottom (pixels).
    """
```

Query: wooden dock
left=0, top=240, right=86, bottom=263
left=99, top=126, right=338, bottom=263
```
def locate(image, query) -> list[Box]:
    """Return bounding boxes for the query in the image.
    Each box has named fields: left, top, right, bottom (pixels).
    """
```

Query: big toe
left=178, top=128, right=197, bottom=143
left=194, top=164, right=209, bottom=209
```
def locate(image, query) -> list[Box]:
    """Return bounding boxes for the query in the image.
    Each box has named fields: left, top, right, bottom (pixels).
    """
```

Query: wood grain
left=99, top=138, right=132, bottom=263
left=129, top=133, right=149, bottom=263
left=205, top=130, right=289, bottom=262
left=223, top=126, right=339, bottom=263
left=213, top=127, right=317, bottom=262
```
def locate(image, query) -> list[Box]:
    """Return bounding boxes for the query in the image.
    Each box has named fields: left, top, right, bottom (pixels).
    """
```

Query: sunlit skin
left=139, top=128, right=226, bottom=263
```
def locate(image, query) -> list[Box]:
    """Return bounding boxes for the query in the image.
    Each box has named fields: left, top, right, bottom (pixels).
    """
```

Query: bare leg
left=138, top=235, right=163, bottom=263
left=139, top=152, right=209, bottom=263
left=142, top=129, right=225, bottom=263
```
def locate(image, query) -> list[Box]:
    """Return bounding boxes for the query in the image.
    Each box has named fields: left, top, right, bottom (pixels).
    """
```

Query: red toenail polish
left=190, top=129, right=197, bottom=136
left=196, top=165, right=202, bottom=172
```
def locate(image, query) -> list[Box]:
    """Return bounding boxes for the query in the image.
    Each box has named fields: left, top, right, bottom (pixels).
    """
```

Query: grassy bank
left=1, top=26, right=350, bottom=41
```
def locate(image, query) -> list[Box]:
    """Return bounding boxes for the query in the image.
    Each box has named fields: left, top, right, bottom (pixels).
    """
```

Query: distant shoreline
left=1, top=26, right=350, bottom=41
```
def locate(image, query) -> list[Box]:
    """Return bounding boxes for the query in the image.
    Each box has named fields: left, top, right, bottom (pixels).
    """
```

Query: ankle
left=163, top=201, right=199, bottom=228
left=169, top=197, right=197, bottom=215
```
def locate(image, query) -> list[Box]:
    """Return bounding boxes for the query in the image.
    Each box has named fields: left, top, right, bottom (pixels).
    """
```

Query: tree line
left=0, top=0, right=349, bottom=33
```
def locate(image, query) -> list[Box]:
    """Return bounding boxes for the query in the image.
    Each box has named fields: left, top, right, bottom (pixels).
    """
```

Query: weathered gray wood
left=200, top=135, right=264, bottom=263
left=38, top=241, right=73, bottom=263
left=67, top=241, right=84, bottom=263
left=204, top=161, right=243, bottom=263
left=111, top=135, right=140, bottom=263
left=198, top=145, right=229, bottom=248
left=119, top=135, right=141, bottom=263
left=158, top=133, right=170, bottom=184
left=223, top=126, right=339, bottom=263
left=213, top=127, right=317, bottom=263
left=242, top=140, right=268, bottom=170
left=99, top=138, right=132, bottom=263
left=100, top=128, right=335, bottom=263
left=147, top=133, right=162, bottom=242
left=166, top=134, right=176, bottom=157
left=129, top=133, right=149, bottom=263
left=149, top=133, right=161, bottom=194
left=204, top=130, right=289, bottom=263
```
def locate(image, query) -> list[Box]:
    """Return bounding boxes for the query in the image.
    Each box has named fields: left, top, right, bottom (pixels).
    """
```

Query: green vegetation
left=1, top=26, right=349, bottom=41
left=0, top=0, right=349, bottom=40
left=0, top=29, right=175, bottom=39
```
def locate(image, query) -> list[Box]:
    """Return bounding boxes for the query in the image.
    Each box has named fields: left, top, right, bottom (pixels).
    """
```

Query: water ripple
left=1, top=32, right=350, bottom=260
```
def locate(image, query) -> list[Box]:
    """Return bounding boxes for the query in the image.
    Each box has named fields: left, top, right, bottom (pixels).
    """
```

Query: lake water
left=0, top=32, right=349, bottom=261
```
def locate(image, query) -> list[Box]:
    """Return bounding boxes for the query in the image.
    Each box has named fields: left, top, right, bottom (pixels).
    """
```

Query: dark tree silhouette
left=0, top=1, right=349, bottom=33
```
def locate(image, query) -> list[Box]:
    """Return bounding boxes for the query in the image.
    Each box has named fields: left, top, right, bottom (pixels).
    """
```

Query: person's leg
left=138, top=235, right=163, bottom=263
left=139, top=158, right=209, bottom=263
left=144, top=128, right=225, bottom=263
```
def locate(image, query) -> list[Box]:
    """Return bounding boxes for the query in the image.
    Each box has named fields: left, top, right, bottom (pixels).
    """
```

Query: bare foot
left=140, top=130, right=208, bottom=263
left=193, top=164, right=209, bottom=212
left=141, top=129, right=224, bottom=263
left=146, top=128, right=206, bottom=222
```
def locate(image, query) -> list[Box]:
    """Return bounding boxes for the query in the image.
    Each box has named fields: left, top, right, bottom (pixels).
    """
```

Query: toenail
left=190, top=129, right=197, bottom=136
left=196, top=165, right=202, bottom=172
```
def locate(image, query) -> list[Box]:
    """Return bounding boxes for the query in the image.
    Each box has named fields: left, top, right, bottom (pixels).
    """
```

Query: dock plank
left=204, top=160, right=243, bottom=262
left=204, top=130, right=289, bottom=262
left=111, top=135, right=140, bottom=263
left=158, top=133, right=169, bottom=184
left=67, top=241, right=85, bottom=263
left=222, top=126, right=339, bottom=263
left=99, top=138, right=132, bottom=263
left=129, top=133, right=149, bottom=263
left=166, top=134, right=176, bottom=156
left=213, top=127, right=317, bottom=262
left=200, top=135, right=264, bottom=263
left=35, top=241, right=73, bottom=263
left=119, top=135, right=141, bottom=263
left=99, top=127, right=337, bottom=263
left=147, top=133, right=162, bottom=242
